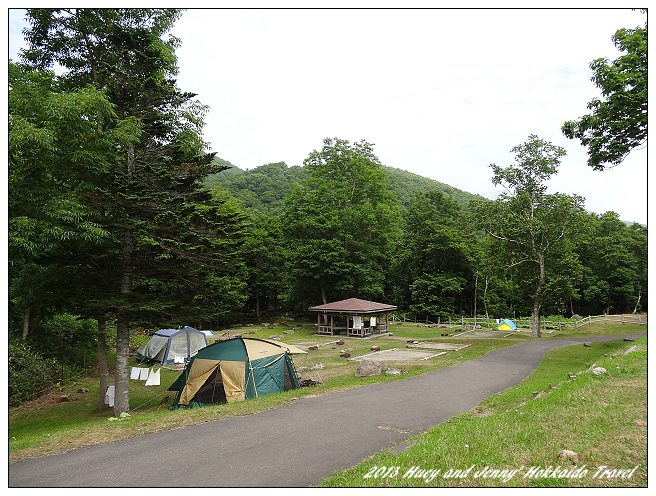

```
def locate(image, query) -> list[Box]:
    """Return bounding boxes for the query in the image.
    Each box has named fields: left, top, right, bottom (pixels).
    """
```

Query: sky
left=6, top=6, right=648, bottom=225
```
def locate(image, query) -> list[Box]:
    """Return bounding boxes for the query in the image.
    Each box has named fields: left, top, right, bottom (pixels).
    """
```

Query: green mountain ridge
left=203, top=158, right=487, bottom=216
left=204, top=158, right=644, bottom=227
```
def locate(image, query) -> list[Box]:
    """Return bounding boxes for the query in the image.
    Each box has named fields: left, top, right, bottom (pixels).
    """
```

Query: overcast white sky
left=7, top=7, right=648, bottom=224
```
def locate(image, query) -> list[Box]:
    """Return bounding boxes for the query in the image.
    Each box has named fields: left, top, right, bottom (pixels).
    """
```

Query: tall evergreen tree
left=18, top=9, right=244, bottom=414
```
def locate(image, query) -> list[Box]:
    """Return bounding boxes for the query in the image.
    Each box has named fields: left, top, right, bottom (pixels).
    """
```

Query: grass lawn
left=9, top=320, right=647, bottom=480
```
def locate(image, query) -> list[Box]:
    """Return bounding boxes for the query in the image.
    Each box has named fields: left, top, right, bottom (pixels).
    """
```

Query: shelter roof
left=308, top=297, right=397, bottom=314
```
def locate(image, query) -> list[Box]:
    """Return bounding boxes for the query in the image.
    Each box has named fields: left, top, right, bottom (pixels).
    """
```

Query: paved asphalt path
left=9, top=332, right=645, bottom=487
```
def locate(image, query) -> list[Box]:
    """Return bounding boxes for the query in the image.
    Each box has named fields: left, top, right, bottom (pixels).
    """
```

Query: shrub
left=27, top=314, right=98, bottom=367
left=9, top=337, right=60, bottom=405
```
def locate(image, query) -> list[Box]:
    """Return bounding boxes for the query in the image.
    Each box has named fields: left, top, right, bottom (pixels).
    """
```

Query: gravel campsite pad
left=406, top=342, right=471, bottom=351
left=349, top=348, right=441, bottom=361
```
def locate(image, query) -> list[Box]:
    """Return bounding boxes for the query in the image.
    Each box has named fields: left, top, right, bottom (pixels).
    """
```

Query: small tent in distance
left=138, top=327, right=207, bottom=365
left=168, top=337, right=307, bottom=409
left=495, top=319, right=518, bottom=331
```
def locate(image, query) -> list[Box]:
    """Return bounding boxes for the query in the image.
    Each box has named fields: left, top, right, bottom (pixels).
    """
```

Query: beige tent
left=168, top=337, right=306, bottom=408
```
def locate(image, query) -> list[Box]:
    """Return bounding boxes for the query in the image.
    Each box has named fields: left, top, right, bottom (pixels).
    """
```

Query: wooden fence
left=391, top=314, right=647, bottom=332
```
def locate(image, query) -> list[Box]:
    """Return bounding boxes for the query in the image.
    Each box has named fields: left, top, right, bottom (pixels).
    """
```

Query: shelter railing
left=318, top=324, right=387, bottom=336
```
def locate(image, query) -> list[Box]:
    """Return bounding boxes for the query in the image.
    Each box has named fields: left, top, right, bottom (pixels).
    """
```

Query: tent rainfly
left=495, top=319, right=518, bottom=331
left=167, top=337, right=307, bottom=409
left=138, top=327, right=207, bottom=365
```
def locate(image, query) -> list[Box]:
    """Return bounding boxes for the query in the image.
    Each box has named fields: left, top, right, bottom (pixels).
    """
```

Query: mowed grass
left=8, top=321, right=646, bottom=469
left=318, top=336, right=647, bottom=488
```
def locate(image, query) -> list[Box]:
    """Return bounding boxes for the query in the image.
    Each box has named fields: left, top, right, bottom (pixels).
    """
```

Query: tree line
left=8, top=9, right=646, bottom=413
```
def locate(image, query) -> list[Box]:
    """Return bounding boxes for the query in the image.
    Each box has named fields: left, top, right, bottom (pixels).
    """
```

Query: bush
left=27, top=314, right=98, bottom=367
left=9, top=337, right=60, bottom=405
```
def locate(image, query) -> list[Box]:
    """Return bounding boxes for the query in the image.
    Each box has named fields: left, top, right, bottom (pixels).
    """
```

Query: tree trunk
left=97, top=316, right=111, bottom=411
left=473, top=274, right=478, bottom=326
left=114, top=310, right=131, bottom=415
left=320, top=287, right=328, bottom=325
left=633, top=290, right=641, bottom=314
left=532, top=253, right=545, bottom=338
left=113, top=142, right=137, bottom=416
left=114, top=229, right=135, bottom=415
left=22, top=308, right=30, bottom=340
left=483, top=277, right=490, bottom=321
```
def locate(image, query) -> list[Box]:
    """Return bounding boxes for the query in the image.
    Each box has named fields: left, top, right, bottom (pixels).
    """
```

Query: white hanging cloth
left=105, top=384, right=115, bottom=407
left=130, top=367, right=141, bottom=380
left=139, top=368, right=150, bottom=380
left=145, top=368, right=160, bottom=386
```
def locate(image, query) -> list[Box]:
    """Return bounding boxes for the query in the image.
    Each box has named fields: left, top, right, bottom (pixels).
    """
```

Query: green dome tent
left=495, top=319, right=518, bottom=331
left=168, top=337, right=307, bottom=409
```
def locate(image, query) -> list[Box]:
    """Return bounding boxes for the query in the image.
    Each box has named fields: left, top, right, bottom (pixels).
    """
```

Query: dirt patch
left=608, top=378, right=647, bottom=389
left=10, top=389, right=86, bottom=412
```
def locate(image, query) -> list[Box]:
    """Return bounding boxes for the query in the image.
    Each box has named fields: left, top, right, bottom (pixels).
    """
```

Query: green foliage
left=204, top=159, right=484, bottom=218
left=283, top=138, right=400, bottom=305
left=395, top=190, right=476, bottom=318
left=241, top=215, right=288, bottom=315
left=574, top=211, right=646, bottom=314
left=26, top=314, right=99, bottom=367
left=383, top=166, right=486, bottom=209
left=16, top=8, right=246, bottom=328
left=8, top=10, right=648, bottom=417
left=9, top=336, right=61, bottom=405
left=562, top=17, right=647, bottom=170
left=205, top=161, right=306, bottom=216
left=8, top=62, right=129, bottom=261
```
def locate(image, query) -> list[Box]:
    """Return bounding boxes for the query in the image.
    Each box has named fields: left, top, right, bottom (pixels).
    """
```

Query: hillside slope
left=202, top=159, right=487, bottom=216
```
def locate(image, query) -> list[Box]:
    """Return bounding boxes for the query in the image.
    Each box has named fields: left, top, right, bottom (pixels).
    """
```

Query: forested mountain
left=202, top=158, right=487, bottom=216
left=203, top=160, right=305, bottom=217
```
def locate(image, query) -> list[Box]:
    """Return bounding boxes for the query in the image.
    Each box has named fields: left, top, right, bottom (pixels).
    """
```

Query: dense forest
left=8, top=9, right=646, bottom=412
left=196, top=143, right=647, bottom=322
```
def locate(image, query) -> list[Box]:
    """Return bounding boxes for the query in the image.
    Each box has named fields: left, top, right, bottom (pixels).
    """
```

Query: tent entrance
left=192, top=367, right=227, bottom=405
left=283, top=356, right=295, bottom=390
left=188, top=361, right=246, bottom=405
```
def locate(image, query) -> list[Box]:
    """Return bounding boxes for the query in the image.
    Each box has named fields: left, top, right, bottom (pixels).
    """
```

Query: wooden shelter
left=308, top=298, right=397, bottom=338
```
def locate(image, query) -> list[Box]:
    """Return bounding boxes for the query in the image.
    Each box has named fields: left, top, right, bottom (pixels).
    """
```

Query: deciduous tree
left=396, top=190, right=475, bottom=319
left=562, top=14, right=647, bottom=170
left=472, top=135, right=585, bottom=337
left=283, top=138, right=400, bottom=307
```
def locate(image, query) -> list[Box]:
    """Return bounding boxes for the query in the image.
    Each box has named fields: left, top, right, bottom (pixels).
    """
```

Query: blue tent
left=138, top=327, right=207, bottom=364
left=495, top=319, right=518, bottom=331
